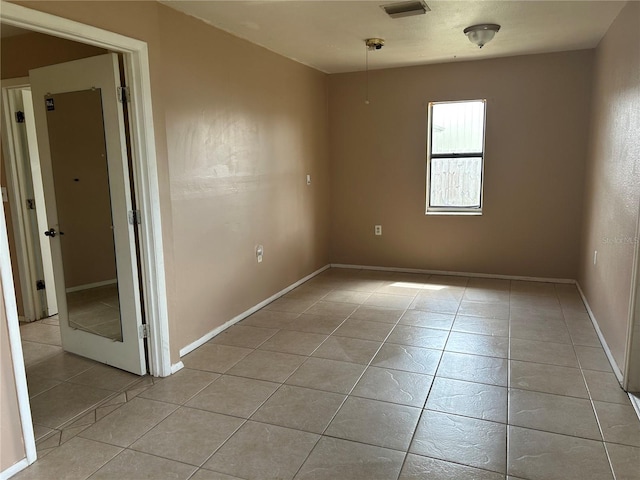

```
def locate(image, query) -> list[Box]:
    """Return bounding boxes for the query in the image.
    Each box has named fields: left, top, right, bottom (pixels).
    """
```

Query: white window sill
left=426, top=210, right=483, bottom=216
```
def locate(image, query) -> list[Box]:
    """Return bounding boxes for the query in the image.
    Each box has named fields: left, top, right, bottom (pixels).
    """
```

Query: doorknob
left=44, top=228, right=64, bottom=237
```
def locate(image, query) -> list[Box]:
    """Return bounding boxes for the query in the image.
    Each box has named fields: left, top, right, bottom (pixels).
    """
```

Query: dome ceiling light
left=463, top=24, right=501, bottom=48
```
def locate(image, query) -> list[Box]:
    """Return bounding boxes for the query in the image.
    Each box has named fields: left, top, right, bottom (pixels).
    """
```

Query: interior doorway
left=1, top=2, right=173, bottom=471
left=2, top=80, right=57, bottom=323
left=3, top=44, right=147, bottom=372
left=1, top=32, right=150, bottom=465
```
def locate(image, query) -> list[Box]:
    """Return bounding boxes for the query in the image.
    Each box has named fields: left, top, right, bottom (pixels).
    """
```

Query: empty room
left=1, top=1, right=639, bottom=479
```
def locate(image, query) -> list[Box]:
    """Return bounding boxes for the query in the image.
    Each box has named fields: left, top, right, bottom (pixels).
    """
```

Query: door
left=29, top=54, right=146, bottom=375
left=2, top=82, right=49, bottom=321
left=22, top=88, right=57, bottom=317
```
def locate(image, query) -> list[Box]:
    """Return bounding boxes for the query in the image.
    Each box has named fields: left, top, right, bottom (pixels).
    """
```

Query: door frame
left=1, top=79, right=59, bottom=321
left=0, top=0, right=174, bottom=467
left=623, top=194, right=640, bottom=393
left=19, top=87, right=58, bottom=318
left=1, top=78, right=42, bottom=322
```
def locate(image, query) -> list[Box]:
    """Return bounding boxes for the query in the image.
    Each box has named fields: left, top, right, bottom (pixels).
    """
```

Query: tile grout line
left=31, top=374, right=164, bottom=479
left=506, top=279, right=513, bottom=479
left=394, top=275, right=468, bottom=479
left=190, top=269, right=378, bottom=479
left=181, top=278, right=630, bottom=478
left=286, top=271, right=434, bottom=480
left=32, top=367, right=150, bottom=450
left=26, top=272, right=631, bottom=479
left=562, top=285, right=619, bottom=480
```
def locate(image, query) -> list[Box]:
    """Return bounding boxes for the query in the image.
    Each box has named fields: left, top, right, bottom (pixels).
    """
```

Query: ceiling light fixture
left=365, top=38, right=385, bottom=51
left=463, top=24, right=501, bottom=48
left=364, top=38, right=384, bottom=104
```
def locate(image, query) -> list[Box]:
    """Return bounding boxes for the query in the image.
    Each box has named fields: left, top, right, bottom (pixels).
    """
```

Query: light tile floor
left=19, top=315, right=156, bottom=452
left=15, top=268, right=640, bottom=479
left=67, top=284, right=122, bottom=341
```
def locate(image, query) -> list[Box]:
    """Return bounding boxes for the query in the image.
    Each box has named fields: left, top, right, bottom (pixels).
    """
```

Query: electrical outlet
left=256, top=245, right=264, bottom=263
left=306, top=174, right=311, bottom=185
left=374, top=225, right=382, bottom=236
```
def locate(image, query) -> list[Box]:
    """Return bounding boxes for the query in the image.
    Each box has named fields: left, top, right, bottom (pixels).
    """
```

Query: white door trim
left=21, top=87, right=58, bottom=317
left=30, top=53, right=148, bottom=374
left=0, top=200, right=36, bottom=469
left=0, top=1, right=173, bottom=471
left=0, top=77, right=39, bottom=322
left=0, top=1, right=171, bottom=376
left=623, top=194, right=640, bottom=392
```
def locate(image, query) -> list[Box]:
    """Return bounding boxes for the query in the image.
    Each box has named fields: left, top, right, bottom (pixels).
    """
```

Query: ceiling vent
left=382, top=1, right=430, bottom=19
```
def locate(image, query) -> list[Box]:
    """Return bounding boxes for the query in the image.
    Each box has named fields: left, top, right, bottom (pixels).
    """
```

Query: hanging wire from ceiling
left=365, top=43, right=370, bottom=105
left=364, top=38, right=384, bottom=105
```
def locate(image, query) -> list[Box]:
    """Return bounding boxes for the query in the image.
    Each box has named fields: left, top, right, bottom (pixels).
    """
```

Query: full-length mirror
left=46, top=88, right=123, bottom=341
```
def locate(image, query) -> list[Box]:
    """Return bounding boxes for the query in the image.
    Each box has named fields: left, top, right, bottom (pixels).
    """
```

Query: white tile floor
left=15, top=268, right=640, bottom=479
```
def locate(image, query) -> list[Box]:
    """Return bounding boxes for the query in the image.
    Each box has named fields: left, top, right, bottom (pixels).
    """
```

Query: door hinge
left=117, top=86, right=130, bottom=103
left=128, top=210, right=141, bottom=225
left=16, top=111, right=25, bottom=123
left=26, top=199, right=35, bottom=210
left=139, top=324, right=149, bottom=339
left=36, top=280, right=45, bottom=290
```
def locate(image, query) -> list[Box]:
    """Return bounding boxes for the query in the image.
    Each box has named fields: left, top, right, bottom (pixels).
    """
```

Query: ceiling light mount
left=365, top=38, right=385, bottom=51
left=463, top=24, right=501, bottom=48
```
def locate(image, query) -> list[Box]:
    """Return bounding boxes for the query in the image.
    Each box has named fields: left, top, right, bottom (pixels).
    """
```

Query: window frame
left=426, top=99, right=487, bottom=215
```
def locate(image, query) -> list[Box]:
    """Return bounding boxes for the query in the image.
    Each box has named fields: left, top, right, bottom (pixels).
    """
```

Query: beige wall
left=7, top=1, right=331, bottom=356
left=12, top=0, right=179, bottom=359
left=0, top=158, right=24, bottom=316
left=158, top=7, right=330, bottom=348
left=1, top=31, right=107, bottom=316
left=1, top=31, right=106, bottom=79
left=578, top=1, right=640, bottom=373
left=0, top=277, right=26, bottom=472
left=329, top=50, right=593, bottom=279
left=1, top=3, right=330, bottom=472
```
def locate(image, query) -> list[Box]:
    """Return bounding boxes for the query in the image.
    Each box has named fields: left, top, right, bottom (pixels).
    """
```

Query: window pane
left=431, top=101, right=485, bottom=154
left=429, top=157, right=482, bottom=208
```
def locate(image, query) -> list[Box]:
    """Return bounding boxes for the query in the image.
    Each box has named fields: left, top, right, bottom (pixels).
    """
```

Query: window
left=426, top=99, right=486, bottom=214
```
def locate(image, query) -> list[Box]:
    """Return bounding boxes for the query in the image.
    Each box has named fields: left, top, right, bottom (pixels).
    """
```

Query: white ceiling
left=161, top=0, right=625, bottom=74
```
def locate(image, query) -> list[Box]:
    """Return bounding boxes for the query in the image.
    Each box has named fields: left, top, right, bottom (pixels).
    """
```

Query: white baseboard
left=630, top=393, right=640, bottom=421
left=65, top=279, right=117, bottom=293
left=330, top=263, right=575, bottom=284
left=170, top=361, right=184, bottom=374
left=179, top=264, right=330, bottom=358
left=333, top=265, right=624, bottom=381
left=1, top=458, right=30, bottom=480
left=576, top=282, right=624, bottom=382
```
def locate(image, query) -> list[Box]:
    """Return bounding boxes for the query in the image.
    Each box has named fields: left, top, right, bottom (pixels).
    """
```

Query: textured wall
left=158, top=6, right=330, bottom=349
left=0, top=276, right=25, bottom=472
left=1, top=32, right=106, bottom=316
left=8, top=1, right=331, bottom=356
left=1, top=158, right=24, bottom=317
left=578, top=1, right=640, bottom=372
left=329, top=50, right=593, bottom=279
left=1, top=31, right=106, bottom=79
